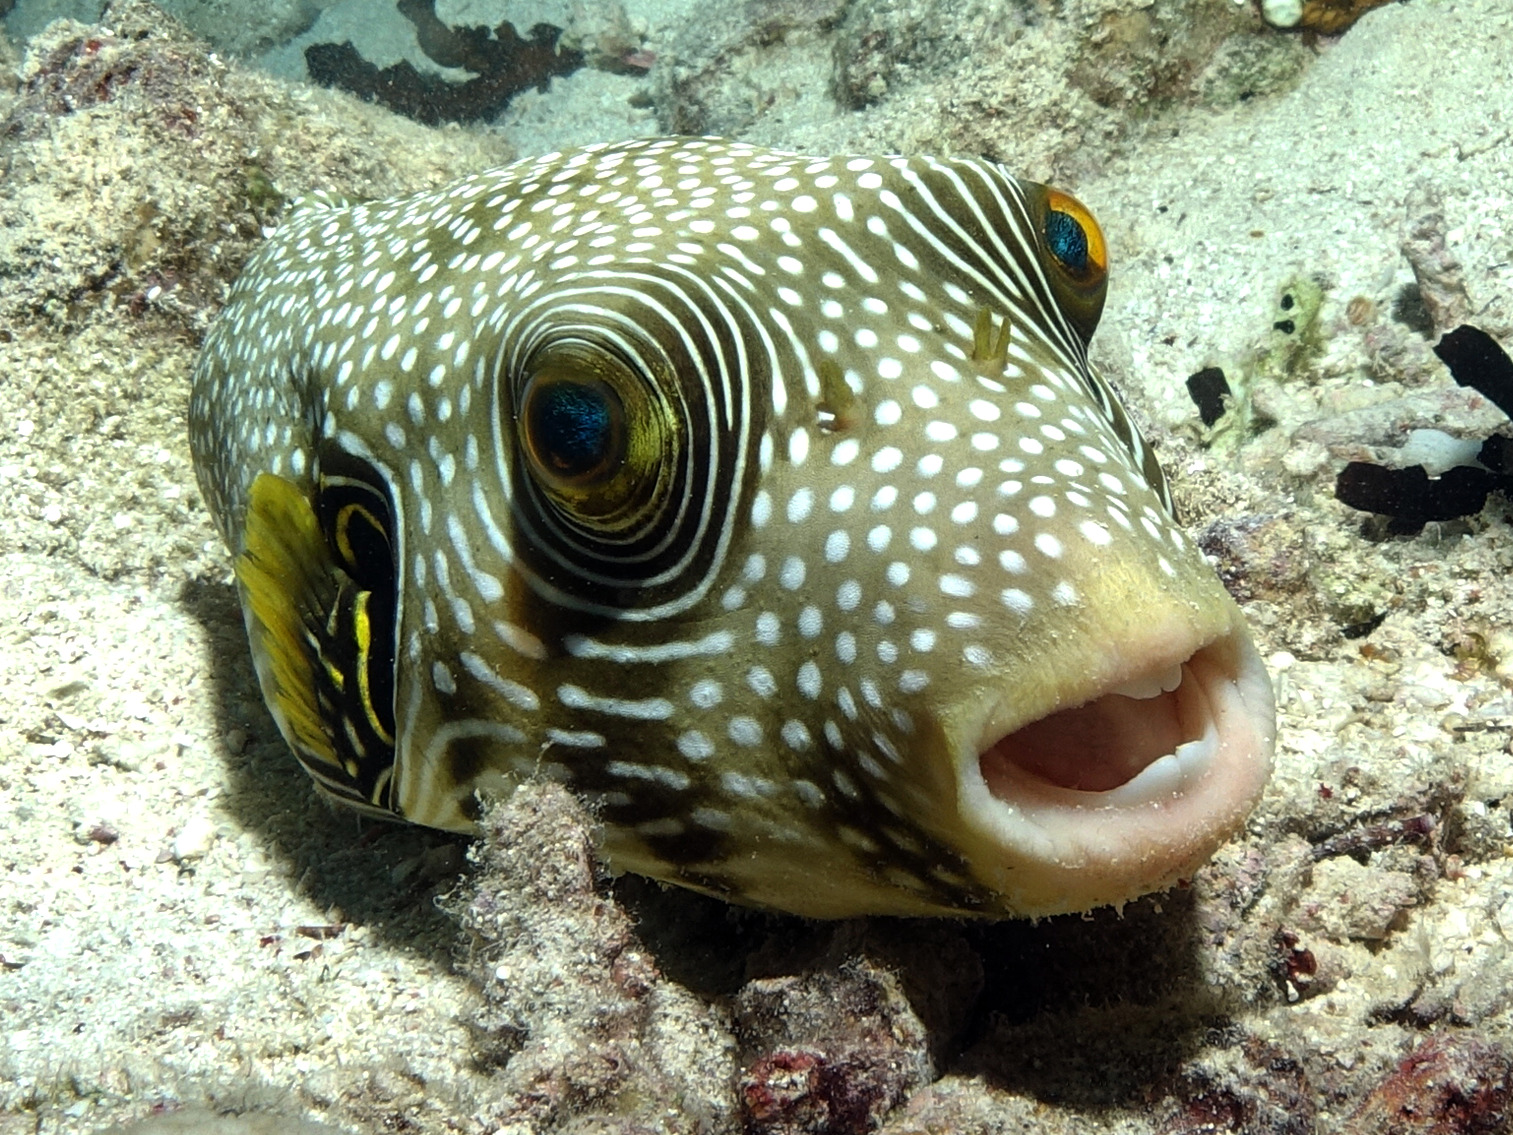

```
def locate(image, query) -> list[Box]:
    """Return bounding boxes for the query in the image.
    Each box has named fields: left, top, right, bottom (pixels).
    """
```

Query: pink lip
left=962, top=627, right=1276, bottom=915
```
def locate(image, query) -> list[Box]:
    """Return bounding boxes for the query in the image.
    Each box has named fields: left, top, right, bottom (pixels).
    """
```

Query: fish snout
left=949, top=605, right=1276, bottom=916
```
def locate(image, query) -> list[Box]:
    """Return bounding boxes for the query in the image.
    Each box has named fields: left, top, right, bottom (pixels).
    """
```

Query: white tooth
left=1103, top=716, right=1219, bottom=807
left=1115, top=751, right=1182, bottom=802
left=1110, top=664, right=1183, bottom=700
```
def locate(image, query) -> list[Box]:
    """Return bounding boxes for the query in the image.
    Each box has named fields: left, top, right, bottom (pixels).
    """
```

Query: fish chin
left=962, top=627, right=1275, bottom=916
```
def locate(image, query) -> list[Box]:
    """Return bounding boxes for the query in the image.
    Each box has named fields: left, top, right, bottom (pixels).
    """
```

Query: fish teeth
left=1109, top=663, right=1184, bottom=701
left=1102, top=715, right=1220, bottom=808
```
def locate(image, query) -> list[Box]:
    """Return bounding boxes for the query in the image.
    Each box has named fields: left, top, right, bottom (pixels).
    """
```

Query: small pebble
left=172, top=813, right=218, bottom=862
left=1261, top=0, right=1303, bottom=26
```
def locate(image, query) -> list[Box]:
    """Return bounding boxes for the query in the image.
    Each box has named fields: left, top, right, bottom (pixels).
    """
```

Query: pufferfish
left=189, top=137, right=1275, bottom=919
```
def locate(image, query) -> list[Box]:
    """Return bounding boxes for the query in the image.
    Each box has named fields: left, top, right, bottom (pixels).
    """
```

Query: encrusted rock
left=1156, top=1039, right=1316, bottom=1135
left=1347, top=1036, right=1512, bottom=1135
left=456, top=782, right=735, bottom=1132
left=1402, top=184, right=1474, bottom=339
left=0, top=0, right=513, bottom=337
left=1296, top=856, right=1419, bottom=942
left=652, top=0, right=848, bottom=136
left=735, top=957, right=931, bottom=1134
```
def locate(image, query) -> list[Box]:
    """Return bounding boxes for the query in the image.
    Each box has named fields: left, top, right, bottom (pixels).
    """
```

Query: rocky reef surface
left=0, top=1, right=1511, bottom=1132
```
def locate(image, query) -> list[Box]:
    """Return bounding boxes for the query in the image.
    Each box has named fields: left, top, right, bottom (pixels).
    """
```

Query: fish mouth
left=961, top=626, right=1276, bottom=916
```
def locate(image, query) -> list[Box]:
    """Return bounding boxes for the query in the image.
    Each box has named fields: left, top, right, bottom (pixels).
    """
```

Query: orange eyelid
left=1045, top=188, right=1108, bottom=275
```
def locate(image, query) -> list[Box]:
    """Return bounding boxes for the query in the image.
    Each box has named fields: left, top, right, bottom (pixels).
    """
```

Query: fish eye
left=1042, top=188, right=1107, bottom=283
left=1025, top=184, right=1109, bottom=345
left=1045, top=208, right=1090, bottom=275
left=521, top=375, right=625, bottom=486
left=514, top=342, right=670, bottom=526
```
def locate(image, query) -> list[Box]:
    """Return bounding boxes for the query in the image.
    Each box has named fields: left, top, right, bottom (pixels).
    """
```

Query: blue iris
left=531, top=381, right=615, bottom=478
left=1044, top=209, right=1089, bottom=275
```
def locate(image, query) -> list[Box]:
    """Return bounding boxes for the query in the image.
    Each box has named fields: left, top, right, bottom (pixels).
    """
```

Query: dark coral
left=1186, top=365, right=1233, bottom=427
left=1336, top=461, right=1504, bottom=533
left=1336, top=325, right=1513, bottom=533
left=305, top=0, right=583, bottom=127
left=1437, top=325, right=1513, bottom=419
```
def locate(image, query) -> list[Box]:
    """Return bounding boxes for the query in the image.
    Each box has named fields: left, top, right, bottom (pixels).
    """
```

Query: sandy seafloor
left=1, top=0, right=1512, bottom=1132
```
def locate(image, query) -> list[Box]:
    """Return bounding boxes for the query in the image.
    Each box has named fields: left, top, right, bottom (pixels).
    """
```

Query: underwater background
left=0, top=0, right=1511, bottom=1132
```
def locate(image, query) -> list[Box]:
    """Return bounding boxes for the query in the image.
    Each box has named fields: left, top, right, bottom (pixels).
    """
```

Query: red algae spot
left=741, top=1049, right=905, bottom=1135
left=1348, top=1036, right=1513, bottom=1135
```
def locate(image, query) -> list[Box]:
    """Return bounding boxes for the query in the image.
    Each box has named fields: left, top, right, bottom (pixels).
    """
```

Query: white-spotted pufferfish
left=189, top=138, right=1276, bottom=918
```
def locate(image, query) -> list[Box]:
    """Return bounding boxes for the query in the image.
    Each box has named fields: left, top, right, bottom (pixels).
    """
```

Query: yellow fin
left=235, top=472, right=341, bottom=771
left=235, top=470, right=401, bottom=816
left=971, top=306, right=1011, bottom=367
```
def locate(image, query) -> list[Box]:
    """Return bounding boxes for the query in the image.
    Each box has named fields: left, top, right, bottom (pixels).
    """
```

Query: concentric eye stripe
left=485, top=269, right=760, bottom=617
left=564, top=273, right=748, bottom=428
left=708, top=270, right=795, bottom=417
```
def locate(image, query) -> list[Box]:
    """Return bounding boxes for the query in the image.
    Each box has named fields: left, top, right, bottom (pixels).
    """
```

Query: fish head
left=387, top=144, right=1273, bottom=916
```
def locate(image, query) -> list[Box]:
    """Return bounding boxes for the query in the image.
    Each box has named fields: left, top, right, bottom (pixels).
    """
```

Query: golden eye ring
left=1022, top=183, right=1110, bottom=345
left=513, top=342, right=672, bottom=528
left=1043, top=188, right=1108, bottom=284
